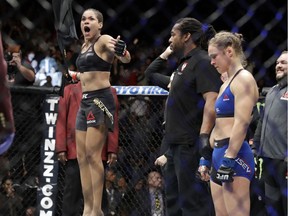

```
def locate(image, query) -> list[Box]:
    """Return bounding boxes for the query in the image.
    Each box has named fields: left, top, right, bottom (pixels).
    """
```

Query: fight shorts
left=210, top=138, right=255, bottom=185
left=76, top=87, right=115, bottom=131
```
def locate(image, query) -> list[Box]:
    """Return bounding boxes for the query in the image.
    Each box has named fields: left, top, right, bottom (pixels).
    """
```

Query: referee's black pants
left=163, top=144, right=214, bottom=216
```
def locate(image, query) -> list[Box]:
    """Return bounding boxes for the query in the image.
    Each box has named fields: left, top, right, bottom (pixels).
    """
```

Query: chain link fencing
left=3, top=86, right=168, bottom=216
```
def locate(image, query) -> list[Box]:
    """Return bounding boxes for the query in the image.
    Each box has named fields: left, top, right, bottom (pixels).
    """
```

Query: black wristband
left=198, top=133, right=213, bottom=160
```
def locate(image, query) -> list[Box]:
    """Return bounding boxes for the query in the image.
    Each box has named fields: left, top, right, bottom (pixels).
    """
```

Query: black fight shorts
left=76, top=87, right=115, bottom=132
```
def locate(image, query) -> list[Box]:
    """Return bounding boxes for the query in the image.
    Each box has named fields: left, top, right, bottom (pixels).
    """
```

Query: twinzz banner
left=37, top=95, right=59, bottom=216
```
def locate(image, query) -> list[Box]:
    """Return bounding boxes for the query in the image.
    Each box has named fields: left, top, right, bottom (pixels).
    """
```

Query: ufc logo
left=216, top=173, right=229, bottom=181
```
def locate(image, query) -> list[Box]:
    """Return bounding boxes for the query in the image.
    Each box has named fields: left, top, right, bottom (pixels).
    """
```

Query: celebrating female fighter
left=69, top=8, right=131, bottom=216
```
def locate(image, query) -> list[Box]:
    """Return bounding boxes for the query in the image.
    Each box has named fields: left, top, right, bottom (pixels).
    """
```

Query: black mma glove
left=115, top=39, right=127, bottom=56
left=216, top=157, right=236, bottom=183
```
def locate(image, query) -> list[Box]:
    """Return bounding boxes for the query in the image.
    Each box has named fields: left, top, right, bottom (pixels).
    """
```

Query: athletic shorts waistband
left=214, top=138, right=230, bottom=148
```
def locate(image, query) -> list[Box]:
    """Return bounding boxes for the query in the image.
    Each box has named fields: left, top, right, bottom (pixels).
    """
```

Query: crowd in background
left=1, top=20, right=179, bottom=90
left=0, top=14, right=286, bottom=215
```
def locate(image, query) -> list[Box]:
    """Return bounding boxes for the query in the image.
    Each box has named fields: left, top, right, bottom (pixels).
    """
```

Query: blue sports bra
left=215, top=69, right=243, bottom=118
left=76, top=36, right=112, bottom=72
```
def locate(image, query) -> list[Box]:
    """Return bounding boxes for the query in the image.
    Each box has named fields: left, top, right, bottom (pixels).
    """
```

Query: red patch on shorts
left=87, top=111, right=95, bottom=120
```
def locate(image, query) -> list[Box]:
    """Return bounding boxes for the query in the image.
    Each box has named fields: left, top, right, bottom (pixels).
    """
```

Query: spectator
left=253, top=50, right=287, bottom=216
left=25, top=206, right=36, bottom=216
left=3, top=31, right=41, bottom=211
left=105, top=167, right=118, bottom=216
left=56, top=82, right=119, bottom=216
left=43, top=75, right=53, bottom=87
left=0, top=176, right=23, bottom=216
left=147, top=170, right=165, bottom=216
left=116, top=175, right=128, bottom=201
left=4, top=42, right=35, bottom=86
left=120, top=174, right=150, bottom=216
left=38, top=43, right=58, bottom=76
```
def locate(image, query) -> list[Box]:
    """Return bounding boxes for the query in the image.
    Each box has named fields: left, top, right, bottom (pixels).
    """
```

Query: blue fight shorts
left=76, top=87, right=115, bottom=131
left=210, top=138, right=255, bottom=185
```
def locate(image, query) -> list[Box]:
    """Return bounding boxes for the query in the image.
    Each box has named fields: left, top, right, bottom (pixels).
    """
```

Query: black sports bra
left=76, top=36, right=112, bottom=72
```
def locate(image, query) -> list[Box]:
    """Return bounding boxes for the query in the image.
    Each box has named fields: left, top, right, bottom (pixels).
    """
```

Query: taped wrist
left=115, top=40, right=127, bottom=56
left=199, top=157, right=211, bottom=168
left=198, top=133, right=213, bottom=161
left=68, top=70, right=79, bottom=83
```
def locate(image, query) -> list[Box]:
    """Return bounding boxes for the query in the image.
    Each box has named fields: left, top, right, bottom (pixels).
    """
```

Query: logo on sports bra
left=223, top=94, right=230, bottom=101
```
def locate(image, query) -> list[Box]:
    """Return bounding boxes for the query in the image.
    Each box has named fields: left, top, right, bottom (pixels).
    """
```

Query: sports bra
left=215, top=69, right=243, bottom=118
left=76, top=36, right=112, bottom=72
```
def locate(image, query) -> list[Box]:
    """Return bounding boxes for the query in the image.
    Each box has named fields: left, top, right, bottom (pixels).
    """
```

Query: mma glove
left=216, top=157, right=235, bottom=183
left=115, top=39, right=127, bottom=56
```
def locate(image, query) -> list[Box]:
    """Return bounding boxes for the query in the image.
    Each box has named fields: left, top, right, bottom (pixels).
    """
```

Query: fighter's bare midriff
left=211, top=118, right=234, bottom=141
left=80, top=71, right=111, bottom=92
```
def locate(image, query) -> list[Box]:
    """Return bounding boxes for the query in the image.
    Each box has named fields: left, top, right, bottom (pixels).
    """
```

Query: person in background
left=67, top=8, right=130, bottom=216
left=199, top=31, right=259, bottom=216
left=2, top=30, right=40, bottom=212
left=56, top=81, right=119, bottom=216
left=120, top=174, right=150, bottom=216
left=104, top=167, right=118, bottom=216
left=147, top=170, right=165, bottom=216
left=25, top=206, right=36, bottom=216
left=149, top=17, right=221, bottom=215
left=0, top=175, right=23, bottom=216
left=4, top=41, right=35, bottom=86
left=253, top=50, right=287, bottom=216
left=0, top=29, right=15, bottom=155
left=43, top=75, right=53, bottom=87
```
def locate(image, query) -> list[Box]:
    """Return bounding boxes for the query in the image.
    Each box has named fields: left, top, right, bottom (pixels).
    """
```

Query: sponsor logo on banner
left=37, top=96, right=59, bottom=216
left=113, top=86, right=169, bottom=95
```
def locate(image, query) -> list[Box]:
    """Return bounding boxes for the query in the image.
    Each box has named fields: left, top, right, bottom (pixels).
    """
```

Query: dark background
left=0, top=0, right=287, bottom=88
